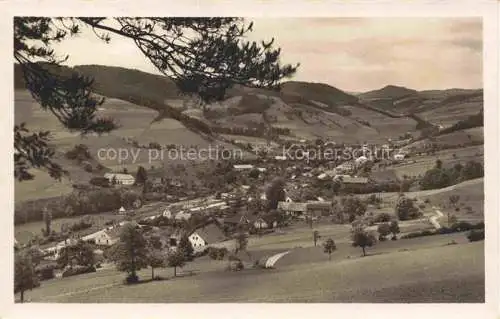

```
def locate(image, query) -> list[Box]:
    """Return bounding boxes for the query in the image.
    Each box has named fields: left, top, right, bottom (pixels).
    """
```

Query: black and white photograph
left=3, top=0, right=500, bottom=318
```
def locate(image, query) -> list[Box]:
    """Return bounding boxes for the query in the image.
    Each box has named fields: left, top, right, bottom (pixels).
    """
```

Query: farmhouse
left=224, top=213, right=252, bottom=227
left=162, top=207, right=173, bottom=218
left=188, top=223, right=227, bottom=252
left=252, top=215, right=278, bottom=229
left=118, top=206, right=126, bottom=215
left=334, top=161, right=355, bottom=174
left=104, top=173, right=135, bottom=185
left=394, top=153, right=406, bottom=161
left=91, top=229, right=120, bottom=246
left=278, top=202, right=307, bottom=217
left=306, top=201, right=333, bottom=217
left=339, top=176, right=369, bottom=186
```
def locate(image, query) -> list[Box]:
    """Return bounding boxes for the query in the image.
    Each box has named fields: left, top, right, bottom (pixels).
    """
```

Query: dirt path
left=429, top=206, right=444, bottom=229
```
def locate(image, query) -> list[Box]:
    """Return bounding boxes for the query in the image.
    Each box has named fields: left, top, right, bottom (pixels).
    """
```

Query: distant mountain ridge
left=359, top=85, right=418, bottom=100
left=15, top=63, right=482, bottom=143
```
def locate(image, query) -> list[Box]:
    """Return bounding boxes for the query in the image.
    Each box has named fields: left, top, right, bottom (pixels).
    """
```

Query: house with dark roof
left=253, top=215, right=278, bottom=229
left=277, top=201, right=307, bottom=217
left=188, top=223, right=228, bottom=252
left=306, top=201, right=333, bottom=218
left=223, top=213, right=252, bottom=227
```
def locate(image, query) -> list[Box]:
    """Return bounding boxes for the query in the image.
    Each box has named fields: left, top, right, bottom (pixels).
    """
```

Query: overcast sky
left=52, top=17, right=482, bottom=92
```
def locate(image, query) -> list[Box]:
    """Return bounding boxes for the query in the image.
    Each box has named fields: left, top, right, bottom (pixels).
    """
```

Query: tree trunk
left=151, top=267, right=154, bottom=280
left=20, top=290, right=24, bottom=303
left=329, top=253, right=331, bottom=261
left=362, top=246, right=366, bottom=257
left=174, top=266, right=177, bottom=277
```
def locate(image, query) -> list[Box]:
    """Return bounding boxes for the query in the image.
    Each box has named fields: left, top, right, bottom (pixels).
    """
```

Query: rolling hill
left=358, top=84, right=483, bottom=127
left=359, top=85, right=418, bottom=100
left=14, top=63, right=483, bottom=202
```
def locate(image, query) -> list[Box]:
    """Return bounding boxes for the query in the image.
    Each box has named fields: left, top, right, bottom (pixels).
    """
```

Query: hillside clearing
left=22, top=241, right=483, bottom=303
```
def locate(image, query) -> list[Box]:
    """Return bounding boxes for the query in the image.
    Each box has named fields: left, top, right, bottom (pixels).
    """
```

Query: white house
left=278, top=201, right=307, bottom=217
left=118, top=206, right=126, bottom=215
left=93, top=229, right=120, bottom=246
left=162, top=208, right=173, bottom=218
left=188, top=223, right=227, bottom=252
left=394, top=153, right=406, bottom=161
left=104, top=173, right=135, bottom=185
left=274, top=155, right=287, bottom=161
left=252, top=216, right=278, bottom=230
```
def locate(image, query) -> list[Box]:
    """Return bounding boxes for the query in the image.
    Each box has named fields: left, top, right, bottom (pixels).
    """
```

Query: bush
left=467, top=229, right=485, bottom=242
left=89, top=177, right=110, bottom=188
left=70, top=219, right=93, bottom=232
left=395, top=195, right=421, bottom=221
left=226, top=260, right=244, bottom=271
left=207, top=247, right=227, bottom=260
left=125, top=273, right=139, bottom=284
left=473, top=221, right=485, bottom=230
left=377, top=223, right=391, bottom=239
left=401, top=229, right=437, bottom=239
left=83, top=162, right=93, bottom=173
left=437, top=227, right=454, bottom=234
left=36, top=264, right=56, bottom=281
left=366, top=194, right=381, bottom=205
left=62, top=265, right=96, bottom=278
left=451, top=221, right=474, bottom=232
left=374, top=213, right=392, bottom=223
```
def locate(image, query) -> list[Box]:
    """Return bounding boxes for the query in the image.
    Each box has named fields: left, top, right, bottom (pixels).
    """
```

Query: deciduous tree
left=167, top=250, right=186, bottom=277
left=15, top=250, right=40, bottom=303
left=351, top=225, right=377, bottom=257
left=323, top=238, right=337, bottom=260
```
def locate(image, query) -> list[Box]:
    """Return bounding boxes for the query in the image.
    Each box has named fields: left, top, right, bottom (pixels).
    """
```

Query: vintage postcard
left=2, top=1, right=499, bottom=319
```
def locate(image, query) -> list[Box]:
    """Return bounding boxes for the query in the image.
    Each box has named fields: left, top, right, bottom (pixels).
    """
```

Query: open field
left=15, top=90, right=247, bottom=201
left=390, top=145, right=483, bottom=178
left=404, top=127, right=483, bottom=152
left=20, top=238, right=484, bottom=303
left=357, top=178, right=483, bottom=213
left=14, top=169, right=74, bottom=203
left=421, top=180, right=484, bottom=222
left=15, top=213, right=123, bottom=247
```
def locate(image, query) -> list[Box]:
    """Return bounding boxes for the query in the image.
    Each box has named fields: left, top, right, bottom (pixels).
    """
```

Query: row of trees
left=108, top=224, right=194, bottom=283
left=420, top=159, right=483, bottom=190
left=15, top=189, right=142, bottom=225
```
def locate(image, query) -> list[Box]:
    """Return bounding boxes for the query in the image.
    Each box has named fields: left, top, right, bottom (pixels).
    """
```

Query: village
left=34, top=137, right=416, bottom=262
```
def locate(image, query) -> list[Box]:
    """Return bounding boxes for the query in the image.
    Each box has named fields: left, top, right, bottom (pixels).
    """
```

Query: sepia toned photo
left=13, top=16, right=487, bottom=304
